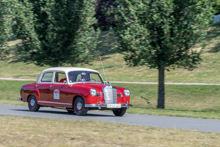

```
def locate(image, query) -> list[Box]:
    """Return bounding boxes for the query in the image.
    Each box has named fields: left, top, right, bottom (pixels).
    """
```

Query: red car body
left=19, top=67, right=132, bottom=116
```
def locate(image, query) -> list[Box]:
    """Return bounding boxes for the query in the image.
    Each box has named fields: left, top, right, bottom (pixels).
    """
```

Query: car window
left=54, top=72, right=66, bottom=83
left=76, top=74, right=81, bottom=82
left=41, top=72, right=53, bottom=82
left=68, top=71, right=104, bottom=83
left=76, top=72, right=89, bottom=82
left=90, top=73, right=102, bottom=83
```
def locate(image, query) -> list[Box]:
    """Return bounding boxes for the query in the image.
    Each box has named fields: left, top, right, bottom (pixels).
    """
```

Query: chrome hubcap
left=77, top=101, right=82, bottom=111
left=30, top=99, right=35, bottom=107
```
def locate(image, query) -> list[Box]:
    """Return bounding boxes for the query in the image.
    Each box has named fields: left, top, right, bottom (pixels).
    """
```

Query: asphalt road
left=1, top=104, right=220, bottom=133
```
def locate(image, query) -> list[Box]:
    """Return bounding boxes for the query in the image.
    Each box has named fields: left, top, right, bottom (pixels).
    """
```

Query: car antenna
left=99, top=55, right=109, bottom=85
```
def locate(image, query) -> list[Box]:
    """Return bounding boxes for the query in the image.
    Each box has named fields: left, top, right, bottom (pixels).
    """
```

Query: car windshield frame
left=68, top=71, right=104, bottom=84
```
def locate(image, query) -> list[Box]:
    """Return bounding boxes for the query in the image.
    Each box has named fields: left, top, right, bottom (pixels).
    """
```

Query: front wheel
left=28, top=95, right=40, bottom=112
left=113, top=108, right=126, bottom=116
left=74, top=97, right=88, bottom=116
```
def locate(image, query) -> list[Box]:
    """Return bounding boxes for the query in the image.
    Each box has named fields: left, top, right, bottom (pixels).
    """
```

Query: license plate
left=107, top=104, right=121, bottom=108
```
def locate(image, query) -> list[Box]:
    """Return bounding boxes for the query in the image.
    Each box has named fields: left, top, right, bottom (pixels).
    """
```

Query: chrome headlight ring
left=124, top=89, right=130, bottom=96
left=90, top=88, right=97, bottom=96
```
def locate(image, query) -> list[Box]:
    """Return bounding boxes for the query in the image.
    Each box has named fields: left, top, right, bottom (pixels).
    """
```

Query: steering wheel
left=90, top=78, right=96, bottom=82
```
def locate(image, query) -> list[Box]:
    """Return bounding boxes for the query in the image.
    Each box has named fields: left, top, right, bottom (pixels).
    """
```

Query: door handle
left=50, top=85, right=54, bottom=88
left=35, top=85, right=39, bottom=87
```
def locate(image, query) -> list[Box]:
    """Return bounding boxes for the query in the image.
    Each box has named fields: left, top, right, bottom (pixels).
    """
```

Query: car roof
left=42, top=67, right=99, bottom=73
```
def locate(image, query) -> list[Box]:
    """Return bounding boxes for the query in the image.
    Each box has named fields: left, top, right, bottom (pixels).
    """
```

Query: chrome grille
left=103, top=86, right=117, bottom=104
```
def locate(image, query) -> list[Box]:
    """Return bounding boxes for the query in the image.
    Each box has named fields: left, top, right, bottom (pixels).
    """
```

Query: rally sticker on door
left=54, top=89, right=60, bottom=99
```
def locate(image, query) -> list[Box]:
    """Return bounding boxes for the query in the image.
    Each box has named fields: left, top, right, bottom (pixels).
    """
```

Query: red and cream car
left=19, top=67, right=132, bottom=116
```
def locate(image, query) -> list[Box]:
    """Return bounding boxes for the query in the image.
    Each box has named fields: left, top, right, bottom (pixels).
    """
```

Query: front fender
left=73, top=90, right=97, bottom=104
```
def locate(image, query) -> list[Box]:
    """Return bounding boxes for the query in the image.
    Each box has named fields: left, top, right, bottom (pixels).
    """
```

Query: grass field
left=1, top=22, right=220, bottom=147
left=1, top=115, right=220, bottom=147
left=0, top=25, right=220, bottom=119
left=1, top=25, right=220, bottom=83
left=1, top=80, right=219, bottom=119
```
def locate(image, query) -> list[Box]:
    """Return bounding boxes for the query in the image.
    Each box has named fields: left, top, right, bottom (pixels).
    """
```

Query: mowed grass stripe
left=0, top=115, right=220, bottom=147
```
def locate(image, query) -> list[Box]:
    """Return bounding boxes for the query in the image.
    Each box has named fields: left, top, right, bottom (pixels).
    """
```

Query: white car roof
left=36, top=67, right=101, bottom=84
left=42, top=67, right=99, bottom=73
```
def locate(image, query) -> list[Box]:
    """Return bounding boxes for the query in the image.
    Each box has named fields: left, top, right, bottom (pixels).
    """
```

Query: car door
left=50, top=72, right=68, bottom=104
left=37, top=72, right=54, bottom=101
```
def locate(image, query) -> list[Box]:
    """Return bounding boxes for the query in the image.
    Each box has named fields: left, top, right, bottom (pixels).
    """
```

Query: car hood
left=72, top=83, right=107, bottom=89
left=71, top=83, right=124, bottom=93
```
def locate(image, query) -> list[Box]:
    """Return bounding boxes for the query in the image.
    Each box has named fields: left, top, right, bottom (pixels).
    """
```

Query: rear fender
left=23, top=88, right=40, bottom=102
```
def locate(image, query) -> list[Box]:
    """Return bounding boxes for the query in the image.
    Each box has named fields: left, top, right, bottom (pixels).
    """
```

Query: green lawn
left=1, top=22, right=220, bottom=147
left=1, top=25, right=220, bottom=83
left=1, top=80, right=219, bottom=119
left=0, top=24, right=220, bottom=119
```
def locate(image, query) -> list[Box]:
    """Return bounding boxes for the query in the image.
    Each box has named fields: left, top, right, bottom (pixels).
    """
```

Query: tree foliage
left=0, top=0, right=13, bottom=60
left=13, top=0, right=99, bottom=67
left=212, top=0, right=220, bottom=14
left=114, top=0, right=213, bottom=108
left=95, top=0, right=115, bottom=31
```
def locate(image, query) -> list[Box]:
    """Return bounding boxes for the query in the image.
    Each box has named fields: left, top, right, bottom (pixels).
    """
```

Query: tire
left=74, top=97, right=88, bottom=116
left=113, top=108, right=126, bottom=116
left=28, top=95, right=40, bottom=112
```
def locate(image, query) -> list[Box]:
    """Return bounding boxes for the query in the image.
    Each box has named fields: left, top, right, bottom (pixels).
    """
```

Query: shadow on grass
left=95, top=29, right=119, bottom=58
left=205, top=23, right=220, bottom=42
left=208, top=42, right=220, bottom=53
left=204, top=24, right=220, bottom=53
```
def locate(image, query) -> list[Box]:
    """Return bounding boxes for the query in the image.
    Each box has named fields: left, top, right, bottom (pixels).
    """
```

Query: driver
left=77, top=72, right=89, bottom=82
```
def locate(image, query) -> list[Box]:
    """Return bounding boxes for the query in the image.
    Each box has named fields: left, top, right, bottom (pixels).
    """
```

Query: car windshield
left=68, top=71, right=104, bottom=84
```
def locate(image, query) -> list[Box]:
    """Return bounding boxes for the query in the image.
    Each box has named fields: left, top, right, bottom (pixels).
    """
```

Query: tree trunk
left=157, top=65, right=165, bottom=109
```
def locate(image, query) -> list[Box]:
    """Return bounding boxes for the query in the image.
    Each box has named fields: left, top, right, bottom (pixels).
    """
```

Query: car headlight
left=90, top=88, right=97, bottom=96
left=124, top=89, right=130, bottom=96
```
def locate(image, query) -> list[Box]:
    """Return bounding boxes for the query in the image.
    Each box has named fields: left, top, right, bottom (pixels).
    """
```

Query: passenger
left=60, top=73, right=74, bottom=83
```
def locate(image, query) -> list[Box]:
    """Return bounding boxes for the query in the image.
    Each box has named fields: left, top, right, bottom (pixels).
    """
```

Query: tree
left=13, top=0, right=99, bottom=67
left=114, top=0, right=213, bottom=108
left=0, top=0, right=13, bottom=60
left=95, top=0, right=115, bottom=31
left=212, top=0, right=220, bottom=14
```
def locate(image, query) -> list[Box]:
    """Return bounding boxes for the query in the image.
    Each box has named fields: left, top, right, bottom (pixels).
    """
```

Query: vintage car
left=19, top=67, right=132, bottom=116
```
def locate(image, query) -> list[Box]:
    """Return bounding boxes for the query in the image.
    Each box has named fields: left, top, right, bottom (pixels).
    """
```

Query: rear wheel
left=28, top=95, right=40, bottom=112
left=74, top=97, right=88, bottom=116
left=113, top=108, right=126, bottom=116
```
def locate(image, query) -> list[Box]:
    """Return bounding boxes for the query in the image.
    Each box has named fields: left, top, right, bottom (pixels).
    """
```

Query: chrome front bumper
left=85, top=102, right=133, bottom=109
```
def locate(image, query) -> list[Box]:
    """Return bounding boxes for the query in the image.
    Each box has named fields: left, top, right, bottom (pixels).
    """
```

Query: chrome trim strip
left=38, top=101, right=72, bottom=105
left=85, top=104, right=133, bottom=109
